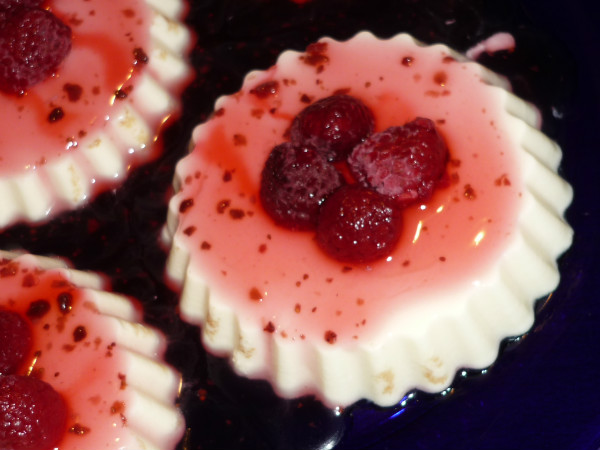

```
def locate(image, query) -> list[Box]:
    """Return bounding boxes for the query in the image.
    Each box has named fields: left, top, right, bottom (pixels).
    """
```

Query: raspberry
left=316, top=185, right=402, bottom=263
left=0, top=311, right=32, bottom=375
left=0, top=375, right=67, bottom=450
left=0, top=8, right=72, bottom=94
left=290, top=94, right=375, bottom=162
left=348, top=118, right=448, bottom=207
left=260, top=142, right=344, bottom=230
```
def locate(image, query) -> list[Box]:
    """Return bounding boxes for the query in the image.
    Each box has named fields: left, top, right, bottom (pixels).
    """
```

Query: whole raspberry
left=0, top=8, right=72, bottom=95
left=348, top=118, right=448, bottom=207
left=260, top=142, right=344, bottom=230
left=290, top=94, right=375, bottom=162
left=0, top=311, right=32, bottom=375
left=316, top=184, right=403, bottom=263
left=0, top=375, right=67, bottom=450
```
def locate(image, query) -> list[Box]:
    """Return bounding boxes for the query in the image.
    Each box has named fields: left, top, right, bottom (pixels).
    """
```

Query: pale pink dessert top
left=0, top=0, right=155, bottom=178
left=0, top=256, right=181, bottom=450
left=174, top=34, right=524, bottom=347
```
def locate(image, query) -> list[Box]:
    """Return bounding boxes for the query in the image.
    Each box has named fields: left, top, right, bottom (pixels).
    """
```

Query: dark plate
left=1, top=0, right=599, bottom=449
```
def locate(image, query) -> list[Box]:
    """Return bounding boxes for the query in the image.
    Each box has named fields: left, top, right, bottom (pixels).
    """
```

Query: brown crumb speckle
left=250, top=80, right=279, bottom=98
left=48, top=107, right=64, bottom=123
left=229, top=209, right=245, bottom=220
left=216, top=199, right=230, bottom=214
left=179, top=198, right=194, bottom=213
left=324, top=330, right=337, bottom=344
left=233, top=134, right=247, bottom=146
left=464, top=184, right=477, bottom=200
left=68, top=424, right=91, bottom=436
left=183, top=226, right=197, bottom=236
left=73, top=326, right=87, bottom=342
left=249, top=287, right=263, bottom=302
left=494, top=173, right=511, bottom=186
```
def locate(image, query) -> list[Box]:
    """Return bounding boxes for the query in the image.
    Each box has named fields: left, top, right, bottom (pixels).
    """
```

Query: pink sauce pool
left=174, top=35, right=524, bottom=346
left=0, top=257, right=146, bottom=450
left=0, top=0, right=153, bottom=175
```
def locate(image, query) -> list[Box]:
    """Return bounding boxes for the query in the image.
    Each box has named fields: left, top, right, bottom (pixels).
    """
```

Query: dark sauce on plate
left=0, top=0, right=576, bottom=449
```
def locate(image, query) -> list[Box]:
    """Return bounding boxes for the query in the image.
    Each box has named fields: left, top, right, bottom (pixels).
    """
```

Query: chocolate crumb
left=48, top=107, right=64, bottom=123
left=179, top=198, right=194, bottom=213
left=57, top=292, right=73, bottom=314
left=133, top=47, right=148, bottom=66
left=233, top=134, right=247, bottom=146
left=63, top=83, right=83, bottom=102
left=250, top=80, right=279, bottom=98
left=183, top=226, right=197, bottom=236
left=216, top=199, right=230, bottom=214
left=229, top=209, right=245, bottom=219
left=68, top=424, right=91, bottom=436
left=27, top=300, right=51, bottom=319
left=464, top=184, right=477, bottom=200
left=73, top=326, right=87, bottom=342
left=249, top=287, right=263, bottom=302
left=324, top=330, right=337, bottom=344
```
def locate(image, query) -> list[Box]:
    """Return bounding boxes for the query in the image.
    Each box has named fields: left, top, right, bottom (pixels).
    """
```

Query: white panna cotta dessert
left=0, top=0, right=191, bottom=227
left=163, top=31, right=573, bottom=407
left=0, top=250, right=184, bottom=450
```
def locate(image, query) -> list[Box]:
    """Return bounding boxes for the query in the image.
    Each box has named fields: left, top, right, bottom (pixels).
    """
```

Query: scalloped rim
left=163, top=31, right=573, bottom=407
left=0, top=1, right=192, bottom=228
left=0, top=250, right=185, bottom=449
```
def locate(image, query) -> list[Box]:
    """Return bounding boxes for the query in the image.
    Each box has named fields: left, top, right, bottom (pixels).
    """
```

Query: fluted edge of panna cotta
left=0, top=250, right=185, bottom=449
left=0, top=0, right=192, bottom=228
left=162, top=31, right=573, bottom=407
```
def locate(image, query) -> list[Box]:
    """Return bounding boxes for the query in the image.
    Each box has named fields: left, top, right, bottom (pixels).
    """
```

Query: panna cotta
left=163, top=32, right=573, bottom=407
left=0, top=0, right=191, bottom=227
left=0, top=251, right=184, bottom=449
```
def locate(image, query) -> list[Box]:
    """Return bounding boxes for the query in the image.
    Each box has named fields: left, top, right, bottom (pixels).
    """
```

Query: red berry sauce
left=171, top=33, right=523, bottom=346
left=0, top=255, right=178, bottom=450
left=0, top=0, right=151, bottom=174
left=0, top=0, right=191, bottom=226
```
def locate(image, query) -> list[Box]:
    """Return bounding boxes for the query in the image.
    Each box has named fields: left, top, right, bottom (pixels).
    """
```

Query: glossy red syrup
left=175, top=35, right=524, bottom=346
left=0, top=257, right=145, bottom=450
left=0, top=0, right=151, bottom=176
